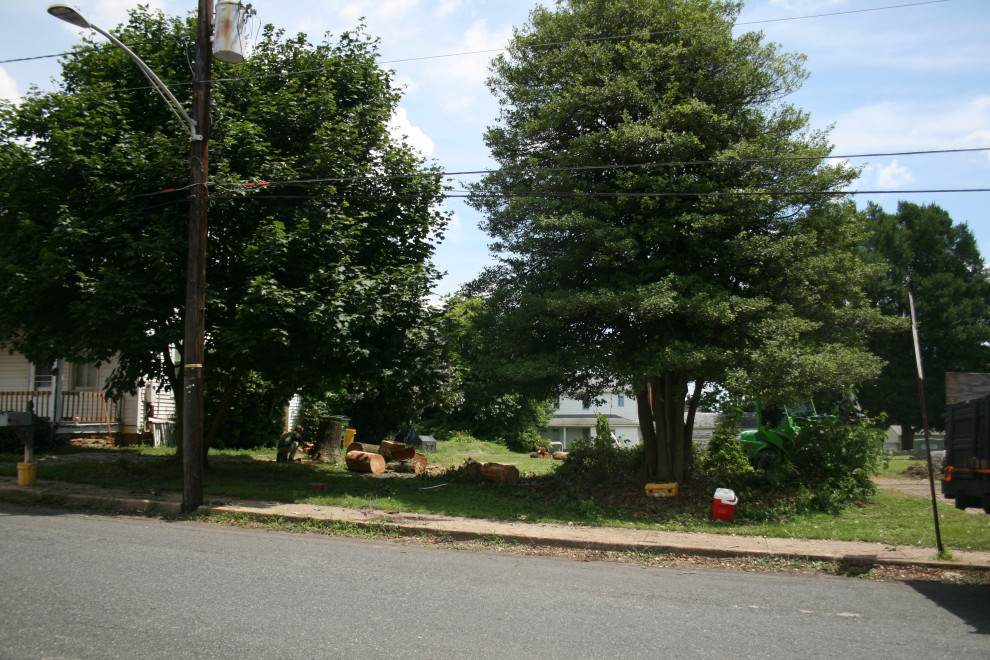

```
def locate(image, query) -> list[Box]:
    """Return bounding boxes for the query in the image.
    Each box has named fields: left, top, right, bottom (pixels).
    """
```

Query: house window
left=33, top=363, right=55, bottom=390
left=72, top=363, right=99, bottom=391
left=617, top=395, right=625, bottom=407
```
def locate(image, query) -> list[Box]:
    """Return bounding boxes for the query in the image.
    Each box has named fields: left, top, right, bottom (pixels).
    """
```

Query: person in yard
left=276, top=425, right=314, bottom=462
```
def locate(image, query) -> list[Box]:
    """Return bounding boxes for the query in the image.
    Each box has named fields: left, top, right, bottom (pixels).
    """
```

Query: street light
left=46, top=4, right=201, bottom=140
left=47, top=2, right=214, bottom=512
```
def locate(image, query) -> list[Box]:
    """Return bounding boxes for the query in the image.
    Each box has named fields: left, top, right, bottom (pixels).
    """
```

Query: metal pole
left=908, top=291, right=944, bottom=554
left=181, top=0, right=213, bottom=513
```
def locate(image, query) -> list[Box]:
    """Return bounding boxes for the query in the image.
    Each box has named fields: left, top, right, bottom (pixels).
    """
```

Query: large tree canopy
left=859, top=202, right=990, bottom=446
left=468, top=0, right=890, bottom=481
left=0, top=8, right=448, bottom=433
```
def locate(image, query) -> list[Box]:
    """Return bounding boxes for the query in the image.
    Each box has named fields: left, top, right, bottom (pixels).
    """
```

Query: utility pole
left=181, top=0, right=214, bottom=513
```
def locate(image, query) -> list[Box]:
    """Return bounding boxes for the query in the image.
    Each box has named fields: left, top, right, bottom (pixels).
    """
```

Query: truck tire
left=983, top=493, right=990, bottom=515
left=954, top=491, right=969, bottom=511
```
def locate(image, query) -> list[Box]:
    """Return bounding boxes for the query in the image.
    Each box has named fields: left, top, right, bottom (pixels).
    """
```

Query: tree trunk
left=315, top=417, right=343, bottom=459
left=638, top=372, right=692, bottom=482
left=203, top=368, right=245, bottom=462
left=345, top=450, right=386, bottom=474
left=901, top=426, right=915, bottom=452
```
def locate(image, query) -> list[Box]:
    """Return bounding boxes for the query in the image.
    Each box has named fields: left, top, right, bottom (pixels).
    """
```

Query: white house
left=541, top=392, right=641, bottom=450
left=541, top=391, right=723, bottom=450
left=0, top=347, right=176, bottom=446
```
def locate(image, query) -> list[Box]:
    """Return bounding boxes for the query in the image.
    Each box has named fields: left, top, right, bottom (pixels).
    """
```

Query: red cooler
left=712, top=488, right=737, bottom=521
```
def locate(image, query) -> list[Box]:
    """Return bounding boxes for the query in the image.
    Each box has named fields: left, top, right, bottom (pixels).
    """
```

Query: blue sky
left=2, top=0, right=988, bottom=295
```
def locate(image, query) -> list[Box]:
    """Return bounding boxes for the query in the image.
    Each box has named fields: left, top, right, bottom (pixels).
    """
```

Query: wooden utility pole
left=181, top=0, right=214, bottom=513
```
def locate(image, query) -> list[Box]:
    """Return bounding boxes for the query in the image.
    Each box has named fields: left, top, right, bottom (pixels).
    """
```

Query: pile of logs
left=530, top=447, right=568, bottom=460
left=345, top=440, right=428, bottom=475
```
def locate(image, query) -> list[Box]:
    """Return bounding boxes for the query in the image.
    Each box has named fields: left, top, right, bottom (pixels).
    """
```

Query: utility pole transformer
left=182, top=0, right=214, bottom=513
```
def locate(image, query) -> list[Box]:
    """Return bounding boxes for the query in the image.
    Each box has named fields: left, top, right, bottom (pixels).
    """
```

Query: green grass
left=2, top=442, right=988, bottom=552
left=882, top=455, right=930, bottom=477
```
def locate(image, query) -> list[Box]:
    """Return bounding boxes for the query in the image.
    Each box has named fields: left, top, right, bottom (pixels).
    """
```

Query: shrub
left=555, top=414, right=644, bottom=484
left=503, top=429, right=549, bottom=453
left=0, top=415, right=59, bottom=454
left=785, top=414, right=887, bottom=513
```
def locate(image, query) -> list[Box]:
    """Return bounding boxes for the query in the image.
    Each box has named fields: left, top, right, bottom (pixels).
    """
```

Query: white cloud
left=830, top=96, right=990, bottom=153
left=0, top=68, right=19, bottom=101
left=435, top=0, right=462, bottom=20
left=388, top=106, right=434, bottom=155
left=441, top=19, right=511, bottom=85
left=867, top=159, right=915, bottom=188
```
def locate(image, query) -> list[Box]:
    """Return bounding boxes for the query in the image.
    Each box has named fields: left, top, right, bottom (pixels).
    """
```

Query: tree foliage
left=417, top=295, right=554, bottom=447
left=0, top=8, right=447, bottom=441
left=468, top=0, right=889, bottom=482
left=858, top=202, right=990, bottom=444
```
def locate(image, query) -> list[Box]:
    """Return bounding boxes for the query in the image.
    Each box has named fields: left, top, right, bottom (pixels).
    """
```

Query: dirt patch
left=900, top=463, right=944, bottom=480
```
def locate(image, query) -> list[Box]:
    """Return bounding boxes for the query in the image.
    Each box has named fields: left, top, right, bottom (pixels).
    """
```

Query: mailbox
left=0, top=411, right=32, bottom=427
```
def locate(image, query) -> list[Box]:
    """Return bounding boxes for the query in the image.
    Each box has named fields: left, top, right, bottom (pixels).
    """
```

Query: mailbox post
left=1, top=411, right=36, bottom=486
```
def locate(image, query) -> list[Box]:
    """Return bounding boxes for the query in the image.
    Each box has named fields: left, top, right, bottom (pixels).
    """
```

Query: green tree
left=418, top=295, right=554, bottom=447
left=859, top=202, right=990, bottom=448
left=0, top=8, right=447, bottom=446
left=468, top=0, right=889, bottom=482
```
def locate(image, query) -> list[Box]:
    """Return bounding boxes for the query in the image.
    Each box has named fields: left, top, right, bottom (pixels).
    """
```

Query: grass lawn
left=2, top=439, right=987, bottom=553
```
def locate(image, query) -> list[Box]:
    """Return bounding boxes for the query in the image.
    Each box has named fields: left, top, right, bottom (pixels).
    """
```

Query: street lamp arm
left=47, top=4, right=201, bottom=140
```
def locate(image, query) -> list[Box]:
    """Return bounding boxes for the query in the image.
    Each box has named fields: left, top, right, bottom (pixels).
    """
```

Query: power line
left=202, top=187, right=989, bottom=202
left=1, top=0, right=953, bottom=96
left=137, top=146, right=989, bottom=196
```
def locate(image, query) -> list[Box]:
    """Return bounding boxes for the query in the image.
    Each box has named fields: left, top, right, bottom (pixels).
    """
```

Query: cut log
left=379, top=440, right=407, bottom=459
left=481, top=462, right=520, bottom=484
left=552, top=451, right=569, bottom=460
left=412, top=452, right=428, bottom=470
left=345, top=450, right=386, bottom=474
left=459, top=458, right=483, bottom=479
left=348, top=442, right=365, bottom=453
left=387, top=459, right=424, bottom=475
left=389, top=446, right=417, bottom=462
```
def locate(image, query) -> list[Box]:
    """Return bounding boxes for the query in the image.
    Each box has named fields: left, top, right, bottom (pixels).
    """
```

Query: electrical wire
left=0, top=0, right=954, bottom=96
left=134, top=146, right=990, bottom=197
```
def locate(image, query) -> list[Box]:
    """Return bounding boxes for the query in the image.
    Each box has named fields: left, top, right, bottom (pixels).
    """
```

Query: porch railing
left=0, top=390, right=120, bottom=423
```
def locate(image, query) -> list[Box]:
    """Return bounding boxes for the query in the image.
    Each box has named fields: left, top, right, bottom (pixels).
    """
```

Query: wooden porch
left=0, top=390, right=120, bottom=424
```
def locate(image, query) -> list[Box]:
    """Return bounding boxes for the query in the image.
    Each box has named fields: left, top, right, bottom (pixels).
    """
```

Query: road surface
left=0, top=503, right=986, bottom=659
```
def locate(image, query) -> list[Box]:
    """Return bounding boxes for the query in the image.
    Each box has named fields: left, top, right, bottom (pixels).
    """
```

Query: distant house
left=541, top=392, right=640, bottom=450
left=0, top=347, right=176, bottom=446
left=540, top=391, right=722, bottom=450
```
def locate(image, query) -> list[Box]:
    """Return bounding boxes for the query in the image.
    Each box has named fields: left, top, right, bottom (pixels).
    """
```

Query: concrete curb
left=2, top=478, right=988, bottom=572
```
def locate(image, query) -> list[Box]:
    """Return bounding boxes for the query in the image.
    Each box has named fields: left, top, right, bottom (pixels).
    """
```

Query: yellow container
left=343, top=428, right=356, bottom=450
left=645, top=482, right=677, bottom=498
left=17, top=462, right=38, bottom=487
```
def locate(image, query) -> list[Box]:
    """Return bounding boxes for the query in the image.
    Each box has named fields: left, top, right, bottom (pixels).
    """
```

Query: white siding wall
left=555, top=392, right=637, bottom=417
left=0, top=351, right=31, bottom=391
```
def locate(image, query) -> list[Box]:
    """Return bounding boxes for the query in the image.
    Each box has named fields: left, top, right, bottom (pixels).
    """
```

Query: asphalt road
left=0, top=503, right=987, bottom=659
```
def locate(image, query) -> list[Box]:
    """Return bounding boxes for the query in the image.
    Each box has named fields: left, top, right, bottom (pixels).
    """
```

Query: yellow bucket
left=17, top=462, right=38, bottom=487
left=343, top=428, right=356, bottom=450
left=645, top=482, right=677, bottom=498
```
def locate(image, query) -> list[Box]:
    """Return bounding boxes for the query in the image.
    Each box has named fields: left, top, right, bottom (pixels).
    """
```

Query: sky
left=1, top=0, right=988, bottom=296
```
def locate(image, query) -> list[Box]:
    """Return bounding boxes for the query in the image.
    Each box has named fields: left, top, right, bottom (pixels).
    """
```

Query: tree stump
left=345, top=450, right=386, bottom=474
left=315, top=417, right=343, bottom=459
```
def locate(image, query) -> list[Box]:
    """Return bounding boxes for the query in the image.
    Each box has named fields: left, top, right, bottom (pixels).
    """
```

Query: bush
left=503, top=429, right=549, bottom=453
left=785, top=414, right=887, bottom=513
left=0, top=415, right=59, bottom=454
left=555, top=414, right=644, bottom=484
